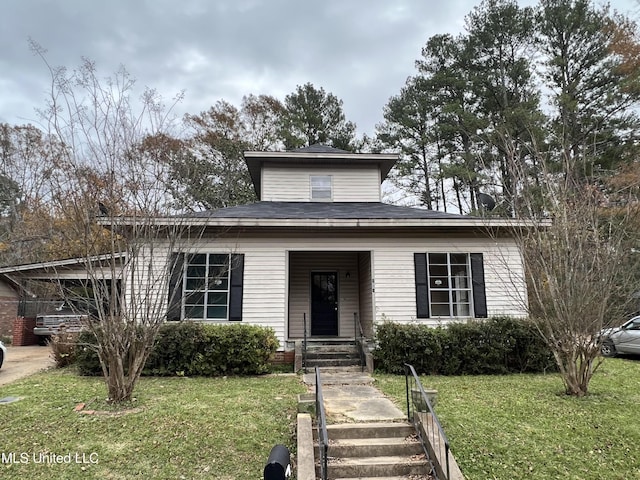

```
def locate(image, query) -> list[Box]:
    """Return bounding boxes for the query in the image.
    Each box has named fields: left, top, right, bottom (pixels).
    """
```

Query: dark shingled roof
left=289, top=144, right=350, bottom=154
left=190, top=202, right=471, bottom=220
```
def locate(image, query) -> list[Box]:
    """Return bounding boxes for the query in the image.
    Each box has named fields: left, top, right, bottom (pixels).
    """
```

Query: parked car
left=0, top=340, right=6, bottom=369
left=34, top=303, right=88, bottom=338
left=601, top=316, right=640, bottom=357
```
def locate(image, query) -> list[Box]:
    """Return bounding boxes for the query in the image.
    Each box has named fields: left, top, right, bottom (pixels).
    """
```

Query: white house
left=158, top=145, right=528, bottom=356
left=0, top=145, right=529, bottom=358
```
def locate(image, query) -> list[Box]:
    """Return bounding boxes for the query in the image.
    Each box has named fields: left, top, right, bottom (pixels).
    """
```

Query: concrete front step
left=334, top=477, right=431, bottom=480
left=306, top=343, right=359, bottom=353
left=321, top=455, right=430, bottom=478
left=327, top=436, right=424, bottom=458
left=306, top=358, right=362, bottom=368
left=326, top=422, right=414, bottom=440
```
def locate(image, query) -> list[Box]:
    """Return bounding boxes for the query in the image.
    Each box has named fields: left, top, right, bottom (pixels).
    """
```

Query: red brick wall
left=0, top=297, right=18, bottom=339
left=12, top=317, right=38, bottom=346
left=271, top=350, right=295, bottom=365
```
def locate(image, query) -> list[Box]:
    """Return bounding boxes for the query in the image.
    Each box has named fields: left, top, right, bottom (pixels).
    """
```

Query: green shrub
left=146, top=322, right=279, bottom=376
left=373, top=317, right=555, bottom=376
left=76, top=322, right=280, bottom=377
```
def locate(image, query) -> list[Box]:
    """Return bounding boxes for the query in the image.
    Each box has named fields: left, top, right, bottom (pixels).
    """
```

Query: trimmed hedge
left=76, top=322, right=279, bottom=377
left=373, top=317, right=556, bottom=375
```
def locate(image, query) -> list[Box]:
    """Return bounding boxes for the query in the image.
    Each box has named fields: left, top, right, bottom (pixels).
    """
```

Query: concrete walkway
left=302, top=369, right=405, bottom=423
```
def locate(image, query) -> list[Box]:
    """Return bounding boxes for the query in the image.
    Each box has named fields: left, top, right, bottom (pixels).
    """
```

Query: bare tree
left=507, top=144, right=639, bottom=397
left=32, top=43, right=201, bottom=403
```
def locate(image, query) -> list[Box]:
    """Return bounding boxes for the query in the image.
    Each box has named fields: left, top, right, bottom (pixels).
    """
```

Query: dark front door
left=311, top=272, right=338, bottom=336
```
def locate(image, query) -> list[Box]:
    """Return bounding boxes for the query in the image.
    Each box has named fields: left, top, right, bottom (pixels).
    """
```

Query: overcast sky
left=0, top=0, right=636, bottom=138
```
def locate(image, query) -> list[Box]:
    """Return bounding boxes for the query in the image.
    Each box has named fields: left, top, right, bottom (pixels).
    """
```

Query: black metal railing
left=354, top=312, right=366, bottom=372
left=315, top=366, right=329, bottom=480
left=302, top=313, right=308, bottom=373
left=404, top=363, right=450, bottom=480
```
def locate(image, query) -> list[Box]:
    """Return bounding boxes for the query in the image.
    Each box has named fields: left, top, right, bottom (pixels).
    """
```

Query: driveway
left=0, top=345, right=55, bottom=386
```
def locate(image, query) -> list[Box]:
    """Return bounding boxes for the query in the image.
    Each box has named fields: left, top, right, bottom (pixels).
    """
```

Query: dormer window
left=310, top=175, right=332, bottom=201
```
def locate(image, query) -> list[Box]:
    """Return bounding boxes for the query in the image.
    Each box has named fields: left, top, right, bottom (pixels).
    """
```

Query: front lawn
left=376, top=358, right=640, bottom=480
left=0, top=370, right=305, bottom=479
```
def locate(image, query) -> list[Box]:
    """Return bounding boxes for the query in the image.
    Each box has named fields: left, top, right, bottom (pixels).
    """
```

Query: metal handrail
left=302, top=313, right=308, bottom=373
left=315, top=366, right=329, bottom=480
left=404, top=363, right=450, bottom=479
left=354, top=312, right=366, bottom=372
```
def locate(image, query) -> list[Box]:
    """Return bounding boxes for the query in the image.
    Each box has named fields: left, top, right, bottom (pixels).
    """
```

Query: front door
left=311, top=272, right=338, bottom=336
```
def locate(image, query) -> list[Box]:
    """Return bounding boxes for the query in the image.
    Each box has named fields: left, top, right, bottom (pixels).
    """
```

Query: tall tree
left=376, top=76, right=440, bottom=209
left=171, top=95, right=284, bottom=211
left=465, top=0, right=543, bottom=216
left=538, top=0, right=640, bottom=186
left=280, top=83, right=359, bottom=151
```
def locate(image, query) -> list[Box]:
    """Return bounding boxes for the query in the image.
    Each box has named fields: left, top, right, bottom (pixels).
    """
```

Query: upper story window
left=310, top=175, right=332, bottom=201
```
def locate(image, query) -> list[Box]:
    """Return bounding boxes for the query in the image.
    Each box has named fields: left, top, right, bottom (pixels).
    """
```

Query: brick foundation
left=12, top=317, right=39, bottom=346
left=271, top=350, right=295, bottom=365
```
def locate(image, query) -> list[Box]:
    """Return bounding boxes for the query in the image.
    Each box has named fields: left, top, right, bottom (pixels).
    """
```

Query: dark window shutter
left=414, top=253, right=430, bottom=318
left=167, top=253, right=185, bottom=321
left=229, top=254, right=244, bottom=321
left=470, top=253, right=487, bottom=318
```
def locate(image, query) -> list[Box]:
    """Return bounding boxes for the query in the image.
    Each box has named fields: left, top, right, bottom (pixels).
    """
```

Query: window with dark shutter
left=414, top=252, right=486, bottom=318
left=167, top=253, right=185, bottom=321
left=173, top=253, right=244, bottom=322
left=228, top=254, right=244, bottom=321
left=470, top=253, right=487, bottom=318
left=414, top=253, right=430, bottom=318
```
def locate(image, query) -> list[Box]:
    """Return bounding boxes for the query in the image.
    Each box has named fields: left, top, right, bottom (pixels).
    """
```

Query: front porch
left=287, top=250, right=374, bottom=342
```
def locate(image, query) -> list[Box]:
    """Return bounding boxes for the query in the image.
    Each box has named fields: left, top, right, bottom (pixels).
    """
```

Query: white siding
left=357, top=251, right=374, bottom=337
left=261, top=165, right=381, bottom=202
left=129, top=234, right=527, bottom=349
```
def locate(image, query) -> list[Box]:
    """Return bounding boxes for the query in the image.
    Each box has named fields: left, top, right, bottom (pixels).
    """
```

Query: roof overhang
left=103, top=216, right=544, bottom=236
left=0, top=253, right=127, bottom=281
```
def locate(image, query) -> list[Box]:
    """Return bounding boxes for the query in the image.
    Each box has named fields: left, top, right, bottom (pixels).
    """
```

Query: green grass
left=0, top=369, right=305, bottom=479
left=375, top=358, right=640, bottom=480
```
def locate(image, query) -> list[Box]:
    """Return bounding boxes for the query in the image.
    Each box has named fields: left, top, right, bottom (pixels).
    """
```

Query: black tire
left=601, top=341, right=617, bottom=357
left=0, top=351, right=3, bottom=369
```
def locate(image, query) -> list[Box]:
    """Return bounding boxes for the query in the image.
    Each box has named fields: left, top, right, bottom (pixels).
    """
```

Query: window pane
left=189, top=254, right=207, bottom=265
left=186, top=265, right=206, bottom=277
left=452, top=290, right=470, bottom=303
left=185, top=292, right=205, bottom=304
left=450, top=253, right=467, bottom=264
left=209, top=254, right=228, bottom=265
left=207, top=305, right=227, bottom=319
left=186, top=278, right=205, bottom=290
left=451, top=276, right=469, bottom=289
left=209, top=264, right=229, bottom=278
left=208, top=278, right=228, bottom=291
left=208, top=292, right=227, bottom=305
left=430, top=291, right=449, bottom=303
left=185, top=305, right=204, bottom=318
left=431, top=304, right=450, bottom=316
left=428, top=253, right=447, bottom=264
left=453, top=303, right=471, bottom=316
left=430, top=277, right=449, bottom=289
left=429, top=264, right=448, bottom=277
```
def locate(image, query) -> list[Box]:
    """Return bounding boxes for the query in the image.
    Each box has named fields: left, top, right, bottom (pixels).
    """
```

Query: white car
left=0, top=340, right=6, bottom=369
left=601, top=316, right=640, bottom=357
